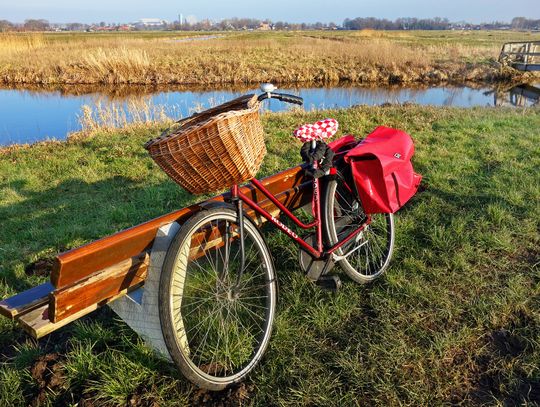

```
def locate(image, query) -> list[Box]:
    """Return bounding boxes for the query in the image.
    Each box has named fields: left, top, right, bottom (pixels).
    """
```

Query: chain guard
left=298, top=234, right=334, bottom=281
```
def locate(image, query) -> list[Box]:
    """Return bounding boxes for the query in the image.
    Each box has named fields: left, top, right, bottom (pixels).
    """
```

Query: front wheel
left=323, top=173, right=395, bottom=284
left=159, top=207, right=277, bottom=390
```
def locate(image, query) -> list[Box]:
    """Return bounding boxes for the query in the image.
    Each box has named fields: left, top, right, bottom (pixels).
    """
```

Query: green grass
left=1, top=105, right=539, bottom=405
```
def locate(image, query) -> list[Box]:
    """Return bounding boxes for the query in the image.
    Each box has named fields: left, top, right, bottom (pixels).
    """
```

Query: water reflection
left=494, top=84, right=540, bottom=107
left=0, top=83, right=537, bottom=146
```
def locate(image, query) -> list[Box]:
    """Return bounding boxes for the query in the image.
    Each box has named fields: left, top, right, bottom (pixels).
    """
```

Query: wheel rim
left=330, top=180, right=393, bottom=278
left=169, top=214, right=275, bottom=383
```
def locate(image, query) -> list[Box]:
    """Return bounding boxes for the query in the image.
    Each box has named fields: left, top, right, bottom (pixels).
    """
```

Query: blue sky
left=1, top=0, right=539, bottom=24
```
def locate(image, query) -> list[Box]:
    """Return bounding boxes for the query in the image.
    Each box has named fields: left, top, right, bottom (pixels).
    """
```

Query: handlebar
left=258, top=92, right=303, bottom=105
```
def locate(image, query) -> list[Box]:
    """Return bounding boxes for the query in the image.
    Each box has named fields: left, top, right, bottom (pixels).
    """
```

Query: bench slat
left=18, top=289, right=135, bottom=339
left=50, top=253, right=150, bottom=323
left=0, top=283, right=54, bottom=320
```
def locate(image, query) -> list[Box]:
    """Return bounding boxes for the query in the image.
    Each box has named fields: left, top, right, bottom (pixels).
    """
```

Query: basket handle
left=174, top=112, right=201, bottom=126
left=174, top=94, right=258, bottom=126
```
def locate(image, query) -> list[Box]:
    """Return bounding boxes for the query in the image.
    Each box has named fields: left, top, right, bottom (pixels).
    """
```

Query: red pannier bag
left=344, top=126, right=422, bottom=214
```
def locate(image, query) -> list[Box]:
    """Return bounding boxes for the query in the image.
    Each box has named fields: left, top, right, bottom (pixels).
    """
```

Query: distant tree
left=196, top=19, right=213, bottom=31
left=344, top=16, right=450, bottom=30
left=0, top=19, right=14, bottom=32
left=66, top=22, right=86, bottom=31
left=511, top=17, right=527, bottom=29
left=511, top=17, right=540, bottom=30
left=23, top=19, right=49, bottom=31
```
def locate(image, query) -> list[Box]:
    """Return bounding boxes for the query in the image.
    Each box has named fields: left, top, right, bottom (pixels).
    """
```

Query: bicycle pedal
left=315, top=275, right=342, bottom=291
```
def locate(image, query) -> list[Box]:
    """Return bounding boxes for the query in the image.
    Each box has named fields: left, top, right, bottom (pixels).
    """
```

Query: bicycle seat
left=293, top=118, right=339, bottom=143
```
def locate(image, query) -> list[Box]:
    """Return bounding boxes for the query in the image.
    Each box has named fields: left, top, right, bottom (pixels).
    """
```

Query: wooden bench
left=0, top=165, right=311, bottom=338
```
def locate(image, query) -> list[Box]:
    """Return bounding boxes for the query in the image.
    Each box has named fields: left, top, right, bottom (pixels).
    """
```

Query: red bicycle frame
left=230, top=169, right=370, bottom=260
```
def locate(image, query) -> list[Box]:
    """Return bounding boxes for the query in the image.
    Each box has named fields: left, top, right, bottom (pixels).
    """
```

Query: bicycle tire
left=159, top=207, right=277, bottom=390
left=323, top=172, right=395, bottom=283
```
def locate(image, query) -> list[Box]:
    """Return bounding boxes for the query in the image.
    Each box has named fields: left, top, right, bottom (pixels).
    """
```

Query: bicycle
left=158, top=85, right=398, bottom=390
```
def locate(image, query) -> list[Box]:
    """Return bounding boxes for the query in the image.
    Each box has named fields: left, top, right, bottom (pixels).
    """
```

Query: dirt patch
left=511, top=380, right=540, bottom=404
left=125, top=383, right=161, bottom=407
left=191, top=383, right=254, bottom=407
left=30, top=353, right=65, bottom=406
left=77, top=398, right=97, bottom=407
left=24, top=258, right=54, bottom=277
left=491, top=329, right=527, bottom=357
left=467, top=310, right=540, bottom=405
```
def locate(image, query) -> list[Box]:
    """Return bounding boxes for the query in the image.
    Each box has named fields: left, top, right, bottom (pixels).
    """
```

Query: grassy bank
left=1, top=30, right=539, bottom=86
left=1, top=105, right=539, bottom=405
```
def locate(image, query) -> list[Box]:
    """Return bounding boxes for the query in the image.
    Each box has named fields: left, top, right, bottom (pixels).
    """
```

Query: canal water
left=0, top=84, right=537, bottom=146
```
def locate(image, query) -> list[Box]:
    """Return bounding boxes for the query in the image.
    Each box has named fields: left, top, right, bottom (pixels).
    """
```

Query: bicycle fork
left=232, top=198, right=246, bottom=294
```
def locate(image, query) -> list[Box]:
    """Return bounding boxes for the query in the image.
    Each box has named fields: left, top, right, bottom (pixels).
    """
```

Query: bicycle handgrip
left=276, top=93, right=304, bottom=105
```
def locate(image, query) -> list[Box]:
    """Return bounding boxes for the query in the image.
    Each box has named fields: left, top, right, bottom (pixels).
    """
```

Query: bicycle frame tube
left=232, top=183, right=320, bottom=257
left=250, top=178, right=317, bottom=230
left=312, top=165, right=323, bottom=253
left=231, top=176, right=371, bottom=260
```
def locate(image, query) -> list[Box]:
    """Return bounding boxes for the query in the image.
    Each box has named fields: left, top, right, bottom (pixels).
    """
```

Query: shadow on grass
left=470, top=309, right=540, bottom=405
left=0, top=175, right=192, bottom=292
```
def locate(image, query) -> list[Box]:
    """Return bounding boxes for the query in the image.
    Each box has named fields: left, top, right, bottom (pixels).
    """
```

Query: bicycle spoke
left=325, top=177, right=394, bottom=282
left=165, top=210, right=275, bottom=383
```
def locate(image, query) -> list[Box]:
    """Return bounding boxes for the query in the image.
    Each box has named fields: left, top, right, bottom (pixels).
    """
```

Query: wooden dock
left=499, top=41, right=540, bottom=72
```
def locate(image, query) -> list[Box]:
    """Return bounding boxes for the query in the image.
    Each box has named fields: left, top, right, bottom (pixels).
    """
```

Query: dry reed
left=0, top=30, right=536, bottom=85
left=78, top=98, right=177, bottom=133
left=0, top=33, right=46, bottom=56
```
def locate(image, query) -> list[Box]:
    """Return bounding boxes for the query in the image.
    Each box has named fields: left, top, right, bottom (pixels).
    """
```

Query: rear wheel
left=323, top=173, right=394, bottom=284
left=159, top=208, right=277, bottom=390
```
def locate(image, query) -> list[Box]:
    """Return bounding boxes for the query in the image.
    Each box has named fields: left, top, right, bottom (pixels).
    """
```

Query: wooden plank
left=0, top=283, right=54, bottom=320
left=502, top=52, right=540, bottom=56
left=51, top=165, right=308, bottom=289
left=50, top=207, right=196, bottom=289
left=186, top=200, right=287, bottom=260
left=50, top=252, right=150, bottom=323
left=512, top=63, right=540, bottom=72
left=18, top=289, right=137, bottom=339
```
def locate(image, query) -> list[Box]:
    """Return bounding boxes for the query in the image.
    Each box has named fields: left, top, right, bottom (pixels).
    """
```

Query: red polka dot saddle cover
left=293, top=118, right=339, bottom=143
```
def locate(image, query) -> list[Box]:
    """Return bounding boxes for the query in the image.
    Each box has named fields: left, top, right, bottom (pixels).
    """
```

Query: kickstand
left=316, top=275, right=342, bottom=291
left=306, top=256, right=342, bottom=291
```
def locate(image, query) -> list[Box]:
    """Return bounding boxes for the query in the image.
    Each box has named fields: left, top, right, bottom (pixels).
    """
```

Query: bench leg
left=109, top=222, right=181, bottom=361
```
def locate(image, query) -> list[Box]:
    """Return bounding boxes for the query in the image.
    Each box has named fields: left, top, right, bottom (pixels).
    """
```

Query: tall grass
left=74, top=96, right=225, bottom=134
left=0, top=33, right=46, bottom=56
left=77, top=99, right=177, bottom=133
left=82, top=47, right=151, bottom=80
left=0, top=30, right=536, bottom=85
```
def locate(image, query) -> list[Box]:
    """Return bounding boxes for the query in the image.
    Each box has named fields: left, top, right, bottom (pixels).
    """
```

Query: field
left=1, top=105, right=539, bottom=405
left=1, top=30, right=539, bottom=86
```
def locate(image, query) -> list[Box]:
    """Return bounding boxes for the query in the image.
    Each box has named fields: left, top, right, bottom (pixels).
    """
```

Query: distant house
left=258, top=22, right=272, bottom=31
left=135, top=18, right=168, bottom=29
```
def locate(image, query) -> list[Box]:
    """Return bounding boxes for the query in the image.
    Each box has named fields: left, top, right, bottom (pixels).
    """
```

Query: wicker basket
left=145, top=94, right=266, bottom=195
